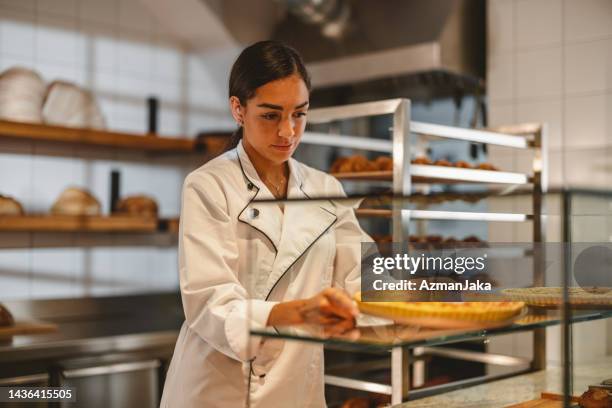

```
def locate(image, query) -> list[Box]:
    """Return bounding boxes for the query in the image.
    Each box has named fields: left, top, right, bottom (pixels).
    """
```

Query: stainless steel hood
left=202, top=0, right=485, bottom=104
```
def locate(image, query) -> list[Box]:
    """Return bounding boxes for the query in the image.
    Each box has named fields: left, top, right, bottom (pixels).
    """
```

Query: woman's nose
left=278, top=117, right=295, bottom=138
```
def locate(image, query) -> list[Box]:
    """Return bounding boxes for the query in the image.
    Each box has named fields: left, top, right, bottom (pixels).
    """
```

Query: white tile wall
left=487, top=0, right=514, bottom=55
left=515, top=0, right=562, bottom=49
left=516, top=47, right=563, bottom=99
left=564, top=39, right=612, bottom=94
left=0, top=0, right=233, bottom=299
left=564, top=0, right=612, bottom=43
left=488, top=0, right=612, bottom=360
left=564, top=93, right=608, bottom=149
left=487, top=54, right=515, bottom=101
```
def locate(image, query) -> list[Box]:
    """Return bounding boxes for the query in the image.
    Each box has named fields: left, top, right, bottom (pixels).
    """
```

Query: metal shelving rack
left=299, top=98, right=548, bottom=405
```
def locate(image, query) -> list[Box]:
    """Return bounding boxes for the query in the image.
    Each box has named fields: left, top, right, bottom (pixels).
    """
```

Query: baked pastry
left=51, top=187, right=101, bottom=216
left=0, top=194, right=24, bottom=215
left=0, top=303, right=15, bottom=327
left=355, top=292, right=525, bottom=324
left=502, top=287, right=612, bottom=307
left=0, top=67, right=46, bottom=123
left=579, top=389, right=611, bottom=408
left=455, top=160, right=472, bottom=169
left=116, top=195, right=158, bottom=218
left=477, top=163, right=498, bottom=171
left=42, top=81, right=105, bottom=129
left=374, top=156, right=393, bottom=171
left=412, top=156, right=432, bottom=165
left=330, top=157, right=349, bottom=173
left=434, top=159, right=452, bottom=167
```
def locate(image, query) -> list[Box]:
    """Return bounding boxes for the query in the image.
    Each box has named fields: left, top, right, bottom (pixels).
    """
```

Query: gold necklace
left=263, top=173, right=287, bottom=198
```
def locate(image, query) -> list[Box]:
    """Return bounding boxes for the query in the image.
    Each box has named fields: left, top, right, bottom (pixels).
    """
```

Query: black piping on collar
left=236, top=148, right=258, bottom=191
left=236, top=151, right=278, bottom=253
left=265, top=214, right=338, bottom=301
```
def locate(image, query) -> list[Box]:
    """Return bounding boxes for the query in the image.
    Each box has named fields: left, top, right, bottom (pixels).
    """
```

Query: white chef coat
left=160, top=140, right=373, bottom=408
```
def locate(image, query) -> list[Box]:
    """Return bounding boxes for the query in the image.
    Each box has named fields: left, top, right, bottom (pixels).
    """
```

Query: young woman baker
left=161, top=40, right=373, bottom=408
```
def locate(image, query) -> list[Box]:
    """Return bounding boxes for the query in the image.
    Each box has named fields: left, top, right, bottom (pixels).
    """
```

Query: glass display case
left=241, top=99, right=611, bottom=406
left=244, top=195, right=611, bottom=407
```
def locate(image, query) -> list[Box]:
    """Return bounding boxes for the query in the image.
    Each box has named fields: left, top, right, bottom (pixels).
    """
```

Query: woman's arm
left=267, top=287, right=358, bottom=335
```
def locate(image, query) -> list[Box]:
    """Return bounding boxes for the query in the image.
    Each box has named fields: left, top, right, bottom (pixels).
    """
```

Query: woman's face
left=231, top=73, right=309, bottom=165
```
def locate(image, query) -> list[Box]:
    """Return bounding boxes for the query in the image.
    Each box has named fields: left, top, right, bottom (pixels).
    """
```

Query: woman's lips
left=271, top=144, right=293, bottom=152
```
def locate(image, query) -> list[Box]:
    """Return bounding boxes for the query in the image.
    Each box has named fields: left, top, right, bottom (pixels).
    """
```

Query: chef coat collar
left=236, top=139, right=338, bottom=300
left=236, top=139, right=306, bottom=200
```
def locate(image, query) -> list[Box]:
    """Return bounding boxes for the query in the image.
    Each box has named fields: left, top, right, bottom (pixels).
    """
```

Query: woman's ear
left=229, top=96, right=244, bottom=126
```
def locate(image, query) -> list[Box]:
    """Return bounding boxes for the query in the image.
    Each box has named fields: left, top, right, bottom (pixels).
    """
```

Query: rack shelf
left=0, top=215, right=158, bottom=232
left=333, top=166, right=529, bottom=185
left=355, top=209, right=530, bottom=222
left=0, top=120, right=201, bottom=154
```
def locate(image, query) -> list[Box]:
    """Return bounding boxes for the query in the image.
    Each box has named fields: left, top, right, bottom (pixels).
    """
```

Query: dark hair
left=227, top=40, right=311, bottom=149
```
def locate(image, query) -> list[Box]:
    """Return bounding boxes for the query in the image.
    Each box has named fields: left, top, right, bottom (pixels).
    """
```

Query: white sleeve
left=179, top=172, right=277, bottom=362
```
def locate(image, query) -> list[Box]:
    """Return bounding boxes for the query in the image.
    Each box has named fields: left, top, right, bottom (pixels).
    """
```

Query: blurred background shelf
left=0, top=215, right=158, bottom=232
left=0, top=120, right=233, bottom=160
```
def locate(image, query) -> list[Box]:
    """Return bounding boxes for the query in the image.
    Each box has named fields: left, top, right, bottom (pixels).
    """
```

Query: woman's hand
left=267, top=288, right=359, bottom=335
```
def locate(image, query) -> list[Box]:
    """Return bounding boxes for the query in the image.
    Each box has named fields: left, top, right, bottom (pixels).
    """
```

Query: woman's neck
left=242, top=138, right=289, bottom=185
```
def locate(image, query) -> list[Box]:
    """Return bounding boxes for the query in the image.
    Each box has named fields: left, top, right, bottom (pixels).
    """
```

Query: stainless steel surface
left=0, top=373, right=49, bottom=386
left=301, top=131, right=393, bottom=152
left=411, top=121, right=529, bottom=149
left=406, top=210, right=530, bottom=222
left=324, top=374, right=392, bottom=395
left=62, top=360, right=161, bottom=379
left=420, top=347, right=530, bottom=367
left=393, top=100, right=411, bottom=245
left=391, top=346, right=410, bottom=405
left=61, top=358, right=161, bottom=408
left=411, top=164, right=529, bottom=184
left=0, top=294, right=182, bottom=364
left=307, top=98, right=405, bottom=124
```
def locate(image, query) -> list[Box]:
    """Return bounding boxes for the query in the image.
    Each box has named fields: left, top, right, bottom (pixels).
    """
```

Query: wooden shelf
left=355, top=209, right=392, bottom=218
left=0, top=215, right=158, bottom=232
left=0, top=119, right=196, bottom=153
left=157, top=218, right=180, bottom=234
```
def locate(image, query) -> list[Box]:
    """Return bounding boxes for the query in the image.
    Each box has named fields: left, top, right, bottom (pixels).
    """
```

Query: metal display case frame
left=291, top=98, right=548, bottom=405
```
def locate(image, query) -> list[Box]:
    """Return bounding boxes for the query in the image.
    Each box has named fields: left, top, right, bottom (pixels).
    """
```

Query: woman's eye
left=261, top=113, right=279, bottom=120
left=294, top=111, right=307, bottom=118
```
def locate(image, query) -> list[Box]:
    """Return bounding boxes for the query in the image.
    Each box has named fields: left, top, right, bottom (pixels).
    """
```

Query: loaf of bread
left=116, top=195, right=158, bottom=218
left=42, top=81, right=105, bottom=129
left=0, top=194, right=24, bottom=215
left=0, top=67, right=46, bottom=123
left=51, top=187, right=101, bottom=216
left=0, top=303, right=15, bottom=327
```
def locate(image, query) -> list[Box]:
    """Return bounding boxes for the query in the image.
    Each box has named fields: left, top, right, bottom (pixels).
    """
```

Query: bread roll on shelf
left=51, top=187, right=101, bottom=216
left=0, top=194, right=24, bottom=215
left=0, top=67, right=46, bottom=123
left=115, top=195, right=158, bottom=218
left=0, top=303, right=15, bottom=327
left=42, top=81, right=105, bottom=129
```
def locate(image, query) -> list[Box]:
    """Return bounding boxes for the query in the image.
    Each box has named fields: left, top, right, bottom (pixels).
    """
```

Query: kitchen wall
left=486, top=0, right=612, bottom=364
left=0, top=0, right=237, bottom=300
